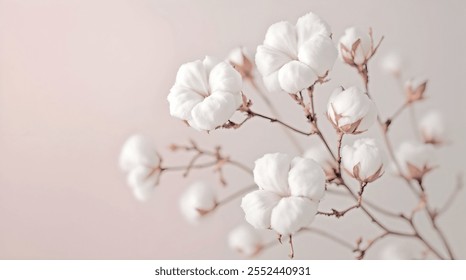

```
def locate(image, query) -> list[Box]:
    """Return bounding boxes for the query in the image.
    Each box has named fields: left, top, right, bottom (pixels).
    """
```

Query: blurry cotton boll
left=167, top=56, right=243, bottom=131
left=419, top=111, right=446, bottom=145
left=405, top=77, right=428, bottom=103
left=227, top=47, right=254, bottom=79
left=255, top=12, right=337, bottom=93
left=379, top=242, right=422, bottom=260
left=327, top=86, right=377, bottom=134
left=241, top=153, right=326, bottom=236
left=339, top=27, right=372, bottom=65
left=303, top=143, right=337, bottom=180
left=395, top=142, right=436, bottom=181
left=119, top=134, right=160, bottom=172
left=119, top=135, right=160, bottom=201
left=228, top=225, right=264, bottom=257
left=380, top=52, right=403, bottom=76
left=341, top=138, right=384, bottom=183
left=180, top=181, right=217, bottom=224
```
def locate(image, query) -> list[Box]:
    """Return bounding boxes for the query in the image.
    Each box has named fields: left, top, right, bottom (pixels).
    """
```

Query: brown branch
left=437, top=173, right=463, bottom=215
left=216, top=184, right=256, bottom=207
left=245, top=109, right=315, bottom=136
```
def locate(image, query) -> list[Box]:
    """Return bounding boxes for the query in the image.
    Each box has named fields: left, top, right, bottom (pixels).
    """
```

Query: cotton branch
left=167, top=140, right=252, bottom=186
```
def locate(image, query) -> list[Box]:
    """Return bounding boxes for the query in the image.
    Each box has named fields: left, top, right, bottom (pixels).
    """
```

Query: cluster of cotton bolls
left=118, top=11, right=454, bottom=259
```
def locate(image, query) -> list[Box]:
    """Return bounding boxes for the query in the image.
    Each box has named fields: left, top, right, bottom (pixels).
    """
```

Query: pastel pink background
left=1, top=0, right=465, bottom=259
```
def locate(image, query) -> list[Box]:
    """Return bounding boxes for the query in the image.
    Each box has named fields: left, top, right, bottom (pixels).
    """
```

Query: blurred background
left=0, top=0, right=465, bottom=259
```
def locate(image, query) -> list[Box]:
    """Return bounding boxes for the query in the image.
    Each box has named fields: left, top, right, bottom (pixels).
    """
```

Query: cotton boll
left=405, top=77, right=427, bottom=103
left=126, top=166, right=159, bottom=201
left=339, top=27, right=372, bottom=65
left=303, top=144, right=338, bottom=179
left=327, top=86, right=377, bottom=134
left=341, top=138, right=384, bottom=183
left=168, top=57, right=243, bottom=131
left=419, top=111, right=445, bottom=145
left=297, top=34, right=337, bottom=77
left=227, top=47, right=254, bottom=78
left=228, top=225, right=264, bottom=257
left=254, top=12, right=337, bottom=93
left=288, top=157, right=326, bottom=201
left=253, top=153, right=292, bottom=196
left=395, top=142, right=436, bottom=180
left=241, top=190, right=282, bottom=229
left=119, top=134, right=159, bottom=172
left=380, top=52, right=403, bottom=75
left=179, top=181, right=217, bottom=223
left=242, top=152, right=327, bottom=236
left=278, top=60, right=316, bottom=93
left=270, top=197, right=317, bottom=236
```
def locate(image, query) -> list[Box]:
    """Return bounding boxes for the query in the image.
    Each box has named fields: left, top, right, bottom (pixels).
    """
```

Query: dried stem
left=336, top=132, right=344, bottom=176
left=245, top=109, right=315, bottom=136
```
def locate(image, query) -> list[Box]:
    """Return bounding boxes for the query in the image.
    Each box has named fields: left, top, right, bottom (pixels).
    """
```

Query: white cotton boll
left=179, top=181, right=217, bottom=224
left=255, top=12, right=336, bottom=93
left=380, top=52, right=403, bottom=75
left=227, top=47, right=254, bottom=78
left=341, top=138, right=384, bottom=183
left=339, top=27, right=372, bottom=65
left=228, top=225, right=264, bottom=257
left=303, top=144, right=337, bottom=179
left=126, top=166, right=158, bottom=201
left=419, top=111, right=445, bottom=145
left=297, top=34, right=337, bottom=77
left=395, top=142, right=436, bottom=180
left=241, top=190, right=281, bottom=229
left=270, top=197, right=317, bottom=236
left=295, top=12, right=331, bottom=45
left=327, top=86, right=377, bottom=134
left=255, top=45, right=292, bottom=77
left=264, top=21, right=298, bottom=58
left=190, top=92, right=239, bottom=131
left=119, top=134, right=159, bottom=172
left=243, top=152, right=326, bottom=236
left=168, top=57, right=243, bottom=131
left=227, top=47, right=250, bottom=67
left=278, top=60, right=316, bottom=93
left=253, top=153, right=292, bottom=196
left=287, top=157, right=326, bottom=201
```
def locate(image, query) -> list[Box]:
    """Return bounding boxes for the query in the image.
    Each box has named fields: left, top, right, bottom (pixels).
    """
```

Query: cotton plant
left=119, top=12, right=461, bottom=259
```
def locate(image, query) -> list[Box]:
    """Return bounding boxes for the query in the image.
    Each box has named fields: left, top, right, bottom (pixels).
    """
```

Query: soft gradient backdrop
left=1, top=0, right=465, bottom=259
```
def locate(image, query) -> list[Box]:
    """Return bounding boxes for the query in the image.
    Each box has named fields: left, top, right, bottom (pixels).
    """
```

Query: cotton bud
left=339, top=27, right=373, bottom=65
left=119, top=134, right=159, bottom=172
left=380, top=52, right=403, bottom=76
left=341, top=138, right=384, bottom=183
left=180, top=181, right=217, bottom=223
left=255, top=12, right=337, bottom=93
left=227, top=47, right=254, bottom=79
left=303, top=144, right=337, bottom=180
left=119, top=135, right=160, bottom=201
left=395, top=142, right=436, bottom=181
left=419, top=111, right=445, bottom=145
left=405, top=77, right=427, bottom=103
left=228, top=225, right=264, bottom=257
left=327, top=86, right=377, bottom=134
left=241, top=153, right=325, bottom=236
left=167, top=56, right=243, bottom=131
